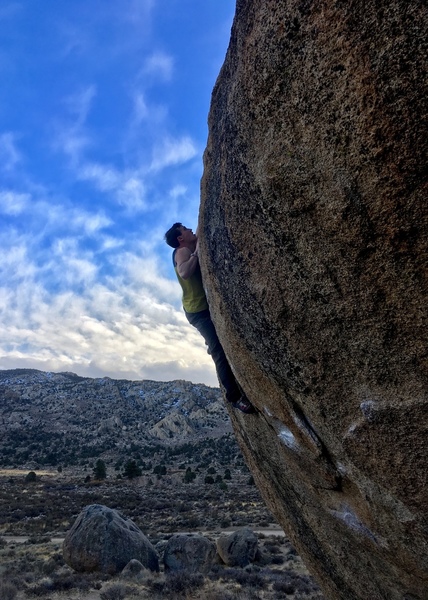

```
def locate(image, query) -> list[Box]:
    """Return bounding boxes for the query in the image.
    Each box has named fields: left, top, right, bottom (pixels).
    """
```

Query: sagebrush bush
left=0, top=580, right=18, bottom=600
left=100, top=582, right=131, bottom=600
left=26, top=536, right=51, bottom=545
left=25, top=576, right=54, bottom=596
left=165, top=570, right=204, bottom=595
left=146, top=571, right=205, bottom=597
left=270, top=554, right=284, bottom=565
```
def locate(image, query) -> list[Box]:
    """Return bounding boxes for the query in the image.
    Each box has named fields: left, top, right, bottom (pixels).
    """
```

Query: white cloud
left=0, top=190, right=30, bottom=215
left=0, top=132, right=21, bottom=171
left=150, top=136, right=197, bottom=172
left=54, top=127, right=92, bottom=166
left=64, top=85, right=97, bottom=126
left=133, top=92, right=149, bottom=123
left=74, top=211, right=112, bottom=235
left=123, top=0, right=155, bottom=25
left=0, top=258, right=217, bottom=385
left=78, top=162, right=121, bottom=191
left=170, top=184, right=187, bottom=199
left=117, top=177, right=146, bottom=210
left=51, top=86, right=96, bottom=166
left=141, top=51, right=174, bottom=82
left=77, top=162, right=148, bottom=211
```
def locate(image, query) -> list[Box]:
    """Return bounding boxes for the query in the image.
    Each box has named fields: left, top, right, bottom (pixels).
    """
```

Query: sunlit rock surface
left=200, top=1, right=427, bottom=598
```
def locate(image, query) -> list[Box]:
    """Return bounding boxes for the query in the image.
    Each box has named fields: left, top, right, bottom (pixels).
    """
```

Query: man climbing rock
left=165, top=222, right=255, bottom=414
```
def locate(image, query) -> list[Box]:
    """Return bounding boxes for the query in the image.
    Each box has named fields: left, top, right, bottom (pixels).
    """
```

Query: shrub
left=100, top=582, right=131, bottom=600
left=0, top=581, right=18, bottom=600
left=26, top=536, right=51, bottom=545
left=270, top=555, right=284, bottom=565
left=147, top=571, right=204, bottom=597
left=272, top=579, right=295, bottom=594
left=165, top=571, right=204, bottom=595
left=25, top=577, right=54, bottom=596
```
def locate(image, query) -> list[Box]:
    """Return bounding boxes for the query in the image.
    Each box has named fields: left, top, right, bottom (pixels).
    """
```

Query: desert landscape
left=0, top=468, right=324, bottom=599
left=0, top=370, right=324, bottom=598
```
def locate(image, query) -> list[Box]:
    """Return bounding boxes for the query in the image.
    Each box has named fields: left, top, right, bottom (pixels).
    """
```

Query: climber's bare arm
left=175, top=246, right=199, bottom=280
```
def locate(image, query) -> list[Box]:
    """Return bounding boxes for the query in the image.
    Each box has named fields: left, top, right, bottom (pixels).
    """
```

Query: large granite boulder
left=200, top=1, right=427, bottom=599
left=63, top=504, right=159, bottom=574
left=163, top=533, right=216, bottom=573
left=216, top=528, right=258, bottom=567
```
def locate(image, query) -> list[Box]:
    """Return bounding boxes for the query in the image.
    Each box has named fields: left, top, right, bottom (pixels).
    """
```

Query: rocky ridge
left=0, top=369, right=231, bottom=469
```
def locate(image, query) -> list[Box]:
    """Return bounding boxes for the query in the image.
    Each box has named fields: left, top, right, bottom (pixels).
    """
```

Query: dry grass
left=0, top=535, right=324, bottom=600
left=0, top=470, right=324, bottom=599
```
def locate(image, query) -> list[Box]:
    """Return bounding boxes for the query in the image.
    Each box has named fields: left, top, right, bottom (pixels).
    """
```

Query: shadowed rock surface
left=216, top=528, right=259, bottom=567
left=63, top=504, right=159, bottom=574
left=200, top=1, right=427, bottom=599
left=163, top=533, right=216, bottom=573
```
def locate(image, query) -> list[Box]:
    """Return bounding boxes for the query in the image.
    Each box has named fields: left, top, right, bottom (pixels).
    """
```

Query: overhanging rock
left=200, top=1, right=427, bottom=599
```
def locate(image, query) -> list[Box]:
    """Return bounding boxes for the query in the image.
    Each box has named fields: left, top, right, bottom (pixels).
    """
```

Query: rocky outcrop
left=200, top=1, right=427, bottom=599
left=63, top=504, right=159, bottom=574
left=150, top=411, right=195, bottom=440
left=216, top=528, right=258, bottom=567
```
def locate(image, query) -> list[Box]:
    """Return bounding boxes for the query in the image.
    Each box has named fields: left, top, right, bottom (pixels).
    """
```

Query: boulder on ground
left=121, top=558, right=147, bottom=578
left=163, top=533, right=216, bottom=573
left=216, top=528, right=258, bottom=567
left=62, top=504, right=159, bottom=574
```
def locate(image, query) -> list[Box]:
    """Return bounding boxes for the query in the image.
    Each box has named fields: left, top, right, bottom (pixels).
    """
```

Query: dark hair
left=164, top=222, right=183, bottom=248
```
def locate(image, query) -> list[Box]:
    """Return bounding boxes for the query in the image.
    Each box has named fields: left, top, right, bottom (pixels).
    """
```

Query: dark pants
left=185, top=309, right=241, bottom=403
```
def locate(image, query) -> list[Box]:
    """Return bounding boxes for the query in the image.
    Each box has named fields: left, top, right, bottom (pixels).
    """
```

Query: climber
left=164, top=222, right=255, bottom=414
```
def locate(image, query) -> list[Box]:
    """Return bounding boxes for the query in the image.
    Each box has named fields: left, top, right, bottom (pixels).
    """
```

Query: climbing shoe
left=232, top=396, right=256, bottom=414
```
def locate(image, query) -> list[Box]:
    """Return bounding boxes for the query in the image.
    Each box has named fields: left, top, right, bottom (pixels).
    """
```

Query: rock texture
left=163, top=533, right=216, bottom=573
left=63, top=504, right=159, bottom=574
left=216, top=528, right=258, bottom=567
left=200, top=1, right=427, bottom=599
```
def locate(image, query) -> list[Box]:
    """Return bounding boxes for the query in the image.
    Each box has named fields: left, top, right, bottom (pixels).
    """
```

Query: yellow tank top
left=173, top=250, right=209, bottom=313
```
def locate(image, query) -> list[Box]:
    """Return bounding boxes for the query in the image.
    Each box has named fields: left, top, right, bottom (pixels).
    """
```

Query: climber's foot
left=232, top=396, right=256, bottom=414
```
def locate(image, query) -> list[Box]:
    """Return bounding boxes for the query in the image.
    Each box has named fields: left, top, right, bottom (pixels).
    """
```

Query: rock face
left=163, top=533, right=216, bottom=573
left=216, top=528, right=258, bottom=567
left=200, top=1, right=427, bottom=599
left=63, top=504, right=159, bottom=574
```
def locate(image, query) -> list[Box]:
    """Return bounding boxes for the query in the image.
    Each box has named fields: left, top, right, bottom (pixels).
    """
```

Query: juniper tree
left=93, top=459, right=107, bottom=480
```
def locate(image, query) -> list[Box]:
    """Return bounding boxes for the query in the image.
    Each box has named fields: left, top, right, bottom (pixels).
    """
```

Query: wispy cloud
left=141, top=51, right=174, bottom=82
left=133, top=92, right=149, bottom=123
left=123, top=0, right=155, bottom=26
left=150, top=136, right=197, bottom=171
left=0, top=245, right=217, bottom=384
left=63, top=85, right=97, bottom=126
left=76, top=162, right=148, bottom=211
left=0, top=0, right=234, bottom=387
left=0, top=132, right=21, bottom=171
left=0, top=190, right=30, bottom=215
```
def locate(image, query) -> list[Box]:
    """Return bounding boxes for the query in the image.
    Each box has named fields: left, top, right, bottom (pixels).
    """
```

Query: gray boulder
left=62, top=504, right=159, bottom=574
left=164, top=533, right=216, bottom=573
left=121, top=559, right=146, bottom=578
left=216, top=529, right=258, bottom=567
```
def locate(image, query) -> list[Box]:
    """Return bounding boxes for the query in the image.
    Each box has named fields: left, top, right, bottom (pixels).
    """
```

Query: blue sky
left=0, top=0, right=236, bottom=386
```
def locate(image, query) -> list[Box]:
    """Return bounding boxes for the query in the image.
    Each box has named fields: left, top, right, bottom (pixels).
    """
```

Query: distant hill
left=0, top=369, right=237, bottom=471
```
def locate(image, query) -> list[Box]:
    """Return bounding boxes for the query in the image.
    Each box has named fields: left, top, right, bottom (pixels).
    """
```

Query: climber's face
left=178, top=226, right=197, bottom=244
